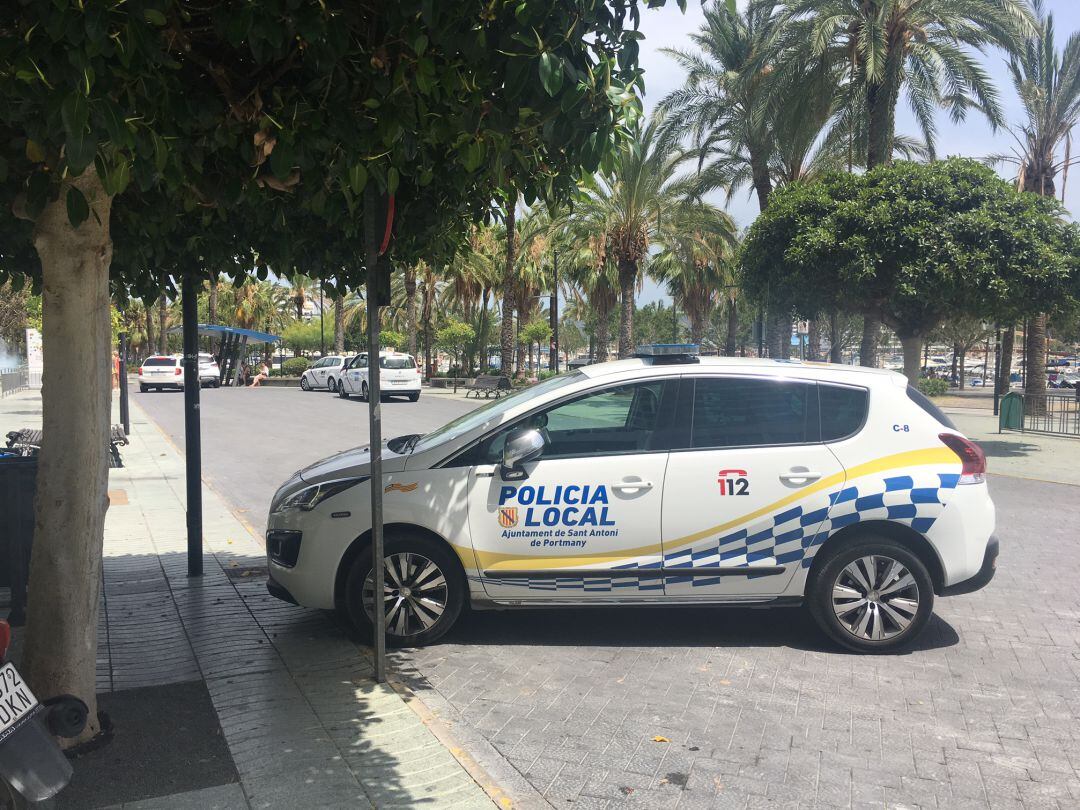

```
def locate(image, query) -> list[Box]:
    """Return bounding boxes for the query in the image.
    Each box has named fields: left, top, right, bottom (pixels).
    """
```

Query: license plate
left=391, top=380, right=407, bottom=385
left=0, top=662, right=40, bottom=743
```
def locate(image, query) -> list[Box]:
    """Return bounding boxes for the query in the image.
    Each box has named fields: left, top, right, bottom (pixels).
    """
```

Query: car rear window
left=819, top=384, right=869, bottom=441
left=144, top=357, right=176, bottom=367
left=381, top=356, right=415, bottom=369
left=906, top=385, right=956, bottom=429
left=690, top=377, right=815, bottom=448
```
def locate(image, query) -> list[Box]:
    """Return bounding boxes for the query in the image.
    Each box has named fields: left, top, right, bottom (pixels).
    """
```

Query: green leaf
left=539, top=52, right=563, bottom=96
left=66, top=186, right=89, bottom=227
left=348, top=163, right=368, bottom=194
left=61, top=92, right=89, bottom=138
left=144, top=9, right=166, bottom=26
left=387, top=166, right=400, bottom=195
left=66, top=129, right=96, bottom=174
left=414, top=34, right=428, bottom=55
left=269, top=140, right=294, bottom=180
left=0, top=156, right=6, bottom=183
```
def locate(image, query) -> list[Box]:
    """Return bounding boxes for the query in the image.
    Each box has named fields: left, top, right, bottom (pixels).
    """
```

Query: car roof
left=579, top=356, right=906, bottom=387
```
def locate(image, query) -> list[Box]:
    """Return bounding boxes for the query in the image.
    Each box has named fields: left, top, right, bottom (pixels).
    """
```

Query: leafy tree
left=281, top=320, right=323, bottom=356
left=380, top=330, right=408, bottom=352
left=520, top=317, right=553, bottom=374
left=436, top=320, right=477, bottom=370
left=0, top=0, right=671, bottom=740
left=989, top=0, right=1080, bottom=395
left=935, top=317, right=992, bottom=390
left=741, top=160, right=1080, bottom=384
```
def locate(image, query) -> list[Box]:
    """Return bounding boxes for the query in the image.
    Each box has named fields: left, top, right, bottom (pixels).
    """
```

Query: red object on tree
left=379, top=194, right=395, bottom=256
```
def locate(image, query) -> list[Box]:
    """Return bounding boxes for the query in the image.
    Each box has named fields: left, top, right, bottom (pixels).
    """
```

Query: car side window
left=477, top=380, right=672, bottom=463
left=819, top=384, right=869, bottom=441
left=689, top=377, right=816, bottom=448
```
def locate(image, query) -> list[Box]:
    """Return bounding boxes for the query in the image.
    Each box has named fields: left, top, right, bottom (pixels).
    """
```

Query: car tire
left=361, top=382, right=369, bottom=402
left=327, top=376, right=337, bottom=393
left=139, top=384, right=148, bottom=393
left=344, top=532, right=465, bottom=647
left=338, top=383, right=350, bottom=399
left=300, top=375, right=310, bottom=391
left=808, top=537, right=934, bottom=653
left=408, top=392, right=420, bottom=402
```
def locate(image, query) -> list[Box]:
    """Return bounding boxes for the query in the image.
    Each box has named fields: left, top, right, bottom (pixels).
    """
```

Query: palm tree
left=649, top=203, right=738, bottom=348
left=783, top=0, right=1032, bottom=366
left=287, top=274, right=316, bottom=321
left=989, top=0, right=1080, bottom=398
left=499, top=193, right=518, bottom=375
left=575, top=121, right=690, bottom=358
left=562, top=232, right=619, bottom=363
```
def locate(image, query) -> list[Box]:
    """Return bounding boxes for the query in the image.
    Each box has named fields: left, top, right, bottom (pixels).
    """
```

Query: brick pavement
left=393, top=473, right=1080, bottom=809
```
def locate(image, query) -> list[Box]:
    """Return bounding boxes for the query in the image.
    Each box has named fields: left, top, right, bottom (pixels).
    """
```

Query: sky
left=634, top=0, right=1080, bottom=303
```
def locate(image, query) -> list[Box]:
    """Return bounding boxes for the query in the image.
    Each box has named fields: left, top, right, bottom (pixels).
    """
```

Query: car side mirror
left=501, top=427, right=545, bottom=480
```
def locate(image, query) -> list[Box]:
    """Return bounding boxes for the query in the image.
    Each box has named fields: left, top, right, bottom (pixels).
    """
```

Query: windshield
left=411, top=371, right=586, bottom=454
left=381, top=356, right=415, bottom=369
left=144, top=357, right=176, bottom=367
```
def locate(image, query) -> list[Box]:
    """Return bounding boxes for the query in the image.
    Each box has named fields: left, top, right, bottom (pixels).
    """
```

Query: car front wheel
left=345, top=533, right=464, bottom=647
left=808, top=538, right=933, bottom=653
left=338, top=383, right=350, bottom=399
left=361, top=382, right=369, bottom=402
left=408, top=392, right=420, bottom=402
left=300, top=375, right=310, bottom=391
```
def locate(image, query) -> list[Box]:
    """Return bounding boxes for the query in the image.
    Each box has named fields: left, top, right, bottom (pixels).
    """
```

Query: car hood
left=298, top=443, right=409, bottom=483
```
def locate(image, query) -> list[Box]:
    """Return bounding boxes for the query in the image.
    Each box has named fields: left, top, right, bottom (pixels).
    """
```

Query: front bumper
left=939, top=536, right=999, bottom=596
left=267, top=573, right=299, bottom=605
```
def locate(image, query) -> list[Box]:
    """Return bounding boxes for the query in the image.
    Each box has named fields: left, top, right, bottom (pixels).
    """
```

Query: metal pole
left=550, top=250, right=558, bottom=372
left=181, top=272, right=203, bottom=577
left=993, top=326, right=1002, bottom=417
left=320, top=283, right=326, bottom=356
left=118, top=331, right=130, bottom=436
left=364, top=188, right=387, bottom=683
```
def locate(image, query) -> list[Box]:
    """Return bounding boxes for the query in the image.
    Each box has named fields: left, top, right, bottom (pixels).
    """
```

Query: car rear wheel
left=139, top=383, right=148, bottom=393
left=300, top=375, right=310, bottom=391
left=809, top=537, right=933, bottom=653
left=408, top=392, right=420, bottom=402
left=345, top=533, right=464, bottom=647
left=327, top=376, right=337, bottom=393
left=361, top=382, right=369, bottom=402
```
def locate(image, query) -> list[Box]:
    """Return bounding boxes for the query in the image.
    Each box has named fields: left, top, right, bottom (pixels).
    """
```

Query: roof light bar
left=634, top=344, right=700, bottom=364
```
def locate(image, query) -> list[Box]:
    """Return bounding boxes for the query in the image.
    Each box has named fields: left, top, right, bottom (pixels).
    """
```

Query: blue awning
left=167, top=324, right=281, bottom=343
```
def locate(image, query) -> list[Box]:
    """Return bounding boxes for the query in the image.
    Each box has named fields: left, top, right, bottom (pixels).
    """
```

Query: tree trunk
left=145, top=301, right=156, bottom=361
left=594, top=305, right=610, bottom=363
left=829, top=311, right=842, bottom=363
left=514, top=315, right=525, bottom=376
left=860, top=316, right=879, bottom=368
left=499, top=201, right=517, bottom=375
left=749, top=152, right=773, bottom=212
left=1025, top=314, right=1047, bottom=397
left=208, top=278, right=218, bottom=325
left=22, top=171, right=113, bottom=747
left=157, top=281, right=167, bottom=354
left=959, top=348, right=967, bottom=391
left=900, top=334, right=922, bottom=385
left=866, top=80, right=899, bottom=169
left=766, top=309, right=788, bottom=359
left=689, top=312, right=704, bottom=348
left=807, top=319, right=821, bottom=362
left=998, top=325, right=1015, bottom=395
left=724, top=298, right=738, bottom=356
left=617, top=258, right=636, bottom=359
left=950, top=346, right=959, bottom=384
left=333, top=297, right=345, bottom=353
left=477, top=287, right=490, bottom=372
left=404, top=264, right=417, bottom=359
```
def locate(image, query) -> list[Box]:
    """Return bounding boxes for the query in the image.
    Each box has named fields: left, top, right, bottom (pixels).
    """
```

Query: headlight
left=273, top=477, right=368, bottom=513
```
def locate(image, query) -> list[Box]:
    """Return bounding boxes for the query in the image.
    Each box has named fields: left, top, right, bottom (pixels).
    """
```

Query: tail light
left=0, top=620, right=10, bottom=663
left=175, top=367, right=183, bottom=376
left=138, top=367, right=144, bottom=375
left=939, top=433, right=986, bottom=484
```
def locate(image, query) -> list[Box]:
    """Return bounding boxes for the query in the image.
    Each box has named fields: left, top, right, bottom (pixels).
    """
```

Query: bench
left=5, top=425, right=129, bottom=468
left=464, top=375, right=512, bottom=399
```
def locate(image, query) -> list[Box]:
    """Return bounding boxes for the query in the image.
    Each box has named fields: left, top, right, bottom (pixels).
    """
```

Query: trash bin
left=999, top=391, right=1023, bottom=432
left=0, top=452, right=37, bottom=626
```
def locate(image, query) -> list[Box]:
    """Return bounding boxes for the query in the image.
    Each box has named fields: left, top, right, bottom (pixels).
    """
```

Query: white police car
left=266, top=346, right=997, bottom=653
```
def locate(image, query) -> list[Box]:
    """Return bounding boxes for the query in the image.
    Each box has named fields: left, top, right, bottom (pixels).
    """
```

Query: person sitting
left=248, top=361, right=270, bottom=387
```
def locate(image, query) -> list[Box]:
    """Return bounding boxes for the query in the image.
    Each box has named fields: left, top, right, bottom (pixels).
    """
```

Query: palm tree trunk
left=333, top=297, right=345, bottom=353
left=750, top=152, right=773, bottom=212
left=829, top=311, right=842, bottom=363
left=997, top=325, right=1015, bottom=395
left=477, top=286, right=490, bottom=372
left=807, top=319, right=821, bottom=362
left=157, top=286, right=167, bottom=354
left=860, top=316, right=879, bottom=368
left=617, top=258, right=636, bottom=359
left=145, top=302, right=156, bottom=361
left=1025, top=314, right=1047, bottom=398
left=404, top=264, right=417, bottom=358
left=515, top=316, right=525, bottom=376
left=595, top=305, right=611, bottom=363
left=724, top=298, right=738, bottom=356
left=690, top=312, right=704, bottom=348
left=499, top=202, right=517, bottom=375
left=866, top=80, right=899, bottom=169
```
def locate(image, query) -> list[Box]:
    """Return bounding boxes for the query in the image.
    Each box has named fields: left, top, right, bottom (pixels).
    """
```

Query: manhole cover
left=224, top=565, right=268, bottom=582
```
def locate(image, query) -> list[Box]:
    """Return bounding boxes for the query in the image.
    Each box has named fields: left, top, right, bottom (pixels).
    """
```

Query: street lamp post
left=549, top=249, right=559, bottom=372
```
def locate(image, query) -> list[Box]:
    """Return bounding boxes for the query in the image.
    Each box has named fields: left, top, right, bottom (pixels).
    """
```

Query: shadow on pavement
left=978, top=439, right=1042, bottom=458
left=427, top=603, right=960, bottom=656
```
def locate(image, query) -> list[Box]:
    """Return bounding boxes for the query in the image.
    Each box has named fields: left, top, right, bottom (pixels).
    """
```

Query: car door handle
left=611, top=479, right=653, bottom=492
left=779, top=470, right=821, bottom=485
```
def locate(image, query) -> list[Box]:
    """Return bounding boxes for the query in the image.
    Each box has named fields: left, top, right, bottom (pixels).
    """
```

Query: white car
left=338, top=351, right=421, bottom=402
left=138, top=355, right=184, bottom=392
left=299, top=355, right=348, bottom=392
left=266, top=346, right=998, bottom=652
left=198, top=353, right=221, bottom=388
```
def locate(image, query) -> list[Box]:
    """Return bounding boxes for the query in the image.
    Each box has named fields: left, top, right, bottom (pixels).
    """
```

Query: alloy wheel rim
left=363, top=552, right=448, bottom=638
left=831, top=555, right=920, bottom=641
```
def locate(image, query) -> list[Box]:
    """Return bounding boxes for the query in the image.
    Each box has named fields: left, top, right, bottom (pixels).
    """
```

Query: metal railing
left=1002, top=391, right=1080, bottom=437
left=0, top=365, right=29, bottom=398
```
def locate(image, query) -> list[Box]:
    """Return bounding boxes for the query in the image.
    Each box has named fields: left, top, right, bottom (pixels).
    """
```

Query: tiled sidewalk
left=3, top=389, right=496, bottom=809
